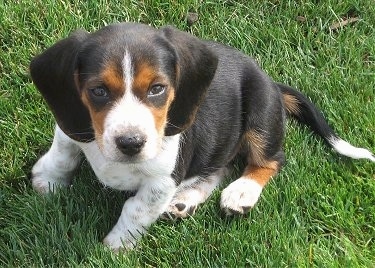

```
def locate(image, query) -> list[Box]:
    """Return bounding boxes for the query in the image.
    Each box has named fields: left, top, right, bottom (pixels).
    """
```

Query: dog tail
left=277, top=82, right=375, bottom=162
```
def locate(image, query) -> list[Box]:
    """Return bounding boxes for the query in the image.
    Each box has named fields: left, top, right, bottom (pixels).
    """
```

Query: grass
left=1, top=0, right=374, bottom=266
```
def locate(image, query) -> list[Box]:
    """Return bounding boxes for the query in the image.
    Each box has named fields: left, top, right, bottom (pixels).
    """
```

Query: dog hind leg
left=220, top=160, right=280, bottom=215
left=220, top=97, right=285, bottom=215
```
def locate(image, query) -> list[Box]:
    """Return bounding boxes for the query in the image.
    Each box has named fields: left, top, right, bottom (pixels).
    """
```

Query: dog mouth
left=98, top=137, right=161, bottom=164
left=110, top=152, right=148, bottom=164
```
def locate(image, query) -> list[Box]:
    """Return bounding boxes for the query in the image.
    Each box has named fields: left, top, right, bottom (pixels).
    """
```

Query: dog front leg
left=103, top=176, right=176, bottom=251
left=31, top=125, right=82, bottom=193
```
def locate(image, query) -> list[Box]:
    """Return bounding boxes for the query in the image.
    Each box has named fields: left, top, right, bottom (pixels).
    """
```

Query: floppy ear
left=30, top=30, right=94, bottom=142
left=160, top=26, right=218, bottom=136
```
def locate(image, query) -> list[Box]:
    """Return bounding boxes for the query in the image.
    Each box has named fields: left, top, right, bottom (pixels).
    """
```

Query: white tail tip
left=329, top=137, right=375, bottom=162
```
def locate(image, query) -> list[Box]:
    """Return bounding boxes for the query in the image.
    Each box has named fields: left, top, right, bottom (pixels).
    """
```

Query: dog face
left=76, top=25, right=178, bottom=162
left=30, top=23, right=218, bottom=162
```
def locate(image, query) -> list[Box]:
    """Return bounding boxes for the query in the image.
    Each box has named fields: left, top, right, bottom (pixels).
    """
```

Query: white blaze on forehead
left=121, top=49, right=138, bottom=103
left=122, top=49, right=134, bottom=94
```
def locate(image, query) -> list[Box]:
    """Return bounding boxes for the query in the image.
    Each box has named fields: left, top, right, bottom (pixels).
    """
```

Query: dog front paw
left=161, top=189, right=203, bottom=220
left=31, top=158, right=72, bottom=194
left=220, top=178, right=263, bottom=215
left=31, top=172, right=71, bottom=194
left=162, top=201, right=197, bottom=220
left=103, top=227, right=138, bottom=252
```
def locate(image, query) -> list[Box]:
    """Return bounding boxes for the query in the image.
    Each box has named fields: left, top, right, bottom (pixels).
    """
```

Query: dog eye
left=90, top=87, right=108, bottom=97
left=148, top=84, right=166, bottom=97
left=88, top=86, right=110, bottom=107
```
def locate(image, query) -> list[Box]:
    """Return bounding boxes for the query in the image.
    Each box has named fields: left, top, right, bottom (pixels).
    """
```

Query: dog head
left=30, top=23, right=218, bottom=162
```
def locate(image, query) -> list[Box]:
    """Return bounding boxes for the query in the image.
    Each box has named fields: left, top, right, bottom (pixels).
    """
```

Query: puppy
left=30, top=22, right=375, bottom=251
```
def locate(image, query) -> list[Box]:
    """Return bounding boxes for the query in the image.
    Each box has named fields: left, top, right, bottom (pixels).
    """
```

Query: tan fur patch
left=242, top=130, right=280, bottom=186
left=80, top=92, right=108, bottom=148
left=242, top=161, right=279, bottom=187
left=132, top=63, right=157, bottom=99
left=283, top=93, right=300, bottom=115
left=133, top=63, right=175, bottom=134
left=101, top=64, right=124, bottom=97
left=150, top=89, right=175, bottom=134
left=242, top=129, right=268, bottom=166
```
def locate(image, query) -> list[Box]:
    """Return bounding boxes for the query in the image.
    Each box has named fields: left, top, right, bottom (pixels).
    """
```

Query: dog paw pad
left=175, top=203, right=186, bottom=211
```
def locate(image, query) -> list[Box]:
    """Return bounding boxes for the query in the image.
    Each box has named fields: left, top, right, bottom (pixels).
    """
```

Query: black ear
left=160, top=26, right=218, bottom=136
left=30, top=30, right=94, bottom=142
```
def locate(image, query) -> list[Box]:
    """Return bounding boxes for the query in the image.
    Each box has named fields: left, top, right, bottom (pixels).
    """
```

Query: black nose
left=115, top=133, right=146, bottom=156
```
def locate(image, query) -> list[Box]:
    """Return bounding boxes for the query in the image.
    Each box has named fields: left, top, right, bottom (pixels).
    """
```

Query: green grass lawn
left=1, top=0, right=374, bottom=266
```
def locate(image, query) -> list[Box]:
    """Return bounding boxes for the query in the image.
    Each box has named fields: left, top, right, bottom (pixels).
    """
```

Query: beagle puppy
left=30, top=22, right=375, bottom=251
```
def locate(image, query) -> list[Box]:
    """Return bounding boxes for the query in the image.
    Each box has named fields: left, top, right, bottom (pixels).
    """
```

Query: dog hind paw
left=220, top=178, right=263, bottom=216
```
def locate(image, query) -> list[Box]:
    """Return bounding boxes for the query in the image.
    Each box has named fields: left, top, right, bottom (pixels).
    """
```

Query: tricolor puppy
left=30, top=22, right=375, bottom=251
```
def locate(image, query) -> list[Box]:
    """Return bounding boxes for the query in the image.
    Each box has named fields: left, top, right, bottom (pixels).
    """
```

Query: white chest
left=76, top=135, right=181, bottom=191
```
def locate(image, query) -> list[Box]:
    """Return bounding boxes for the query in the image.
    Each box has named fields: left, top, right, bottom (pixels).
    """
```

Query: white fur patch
left=122, top=49, right=133, bottom=93
left=101, top=93, right=160, bottom=162
left=164, top=168, right=228, bottom=219
left=32, top=125, right=181, bottom=251
left=80, top=124, right=181, bottom=249
left=80, top=132, right=180, bottom=191
left=103, top=177, right=176, bottom=250
left=329, top=137, right=375, bottom=162
left=31, top=126, right=81, bottom=193
left=220, top=177, right=263, bottom=216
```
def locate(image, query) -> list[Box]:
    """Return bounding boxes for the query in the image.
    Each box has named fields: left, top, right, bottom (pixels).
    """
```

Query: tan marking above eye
left=150, top=89, right=175, bottom=134
left=132, top=63, right=158, bottom=98
left=132, top=62, right=175, bottom=135
left=101, top=64, right=125, bottom=97
left=80, top=91, right=109, bottom=141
